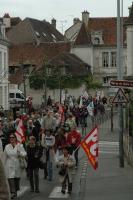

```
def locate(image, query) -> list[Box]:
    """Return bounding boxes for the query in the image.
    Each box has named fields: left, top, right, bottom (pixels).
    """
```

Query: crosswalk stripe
left=49, top=186, right=69, bottom=198
left=17, top=186, right=29, bottom=197
left=99, top=141, right=119, bottom=145
left=99, top=150, right=118, bottom=154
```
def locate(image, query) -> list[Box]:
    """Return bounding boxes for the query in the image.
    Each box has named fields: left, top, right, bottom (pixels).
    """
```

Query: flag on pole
left=80, top=126, right=98, bottom=170
left=15, top=119, right=26, bottom=143
left=87, top=101, right=94, bottom=116
left=79, top=96, right=83, bottom=108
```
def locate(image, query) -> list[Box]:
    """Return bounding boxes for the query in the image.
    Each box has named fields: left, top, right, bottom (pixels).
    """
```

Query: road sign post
left=110, top=80, right=133, bottom=88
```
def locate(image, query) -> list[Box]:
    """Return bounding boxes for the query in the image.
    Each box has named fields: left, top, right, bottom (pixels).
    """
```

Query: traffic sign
left=110, top=80, right=133, bottom=88
left=109, top=96, right=115, bottom=104
left=112, top=88, right=128, bottom=104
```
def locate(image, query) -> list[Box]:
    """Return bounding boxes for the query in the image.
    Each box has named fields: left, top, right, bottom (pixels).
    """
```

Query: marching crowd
left=0, top=95, right=107, bottom=199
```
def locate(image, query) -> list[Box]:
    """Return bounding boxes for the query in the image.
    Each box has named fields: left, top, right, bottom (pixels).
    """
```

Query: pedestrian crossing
left=17, top=186, right=29, bottom=198
left=18, top=140, right=119, bottom=199
left=49, top=186, right=69, bottom=198
left=99, top=140, right=119, bottom=155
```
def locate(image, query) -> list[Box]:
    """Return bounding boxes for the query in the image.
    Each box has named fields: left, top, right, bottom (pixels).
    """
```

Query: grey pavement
left=18, top=112, right=133, bottom=200
left=73, top=112, right=133, bottom=200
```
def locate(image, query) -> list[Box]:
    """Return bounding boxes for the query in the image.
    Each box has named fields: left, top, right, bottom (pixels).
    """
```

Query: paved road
left=18, top=112, right=133, bottom=200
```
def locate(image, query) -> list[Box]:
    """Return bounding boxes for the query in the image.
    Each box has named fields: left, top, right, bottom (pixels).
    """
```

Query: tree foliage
left=29, top=64, right=102, bottom=90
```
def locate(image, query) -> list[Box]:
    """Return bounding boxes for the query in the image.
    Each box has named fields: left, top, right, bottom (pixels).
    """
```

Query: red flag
left=15, top=119, right=26, bottom=143
left=80, top=126, right=98, bottom=170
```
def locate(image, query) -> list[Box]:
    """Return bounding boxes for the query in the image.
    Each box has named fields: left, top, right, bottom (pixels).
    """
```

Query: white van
left=9, top=89, right=25, bottom=108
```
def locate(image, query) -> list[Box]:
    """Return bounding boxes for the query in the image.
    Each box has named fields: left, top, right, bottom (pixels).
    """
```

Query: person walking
left=56, top=146, right=75, bottom=194
left=67, top=127, right=81, bottom=168
left=41, top=129, right=55, bottom=181
left=41, top=110, right=56, bottom=132
left=4, top=133, right=26, bottom=199
left=0, top=158, right=10, bottom=200
left=27, top=136, right=42, bottom=193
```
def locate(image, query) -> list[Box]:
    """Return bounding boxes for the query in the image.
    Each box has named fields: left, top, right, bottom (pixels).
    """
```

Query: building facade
left=65, top=10, right=128, bottom=86
left=0, top=21, right=9, bottom=110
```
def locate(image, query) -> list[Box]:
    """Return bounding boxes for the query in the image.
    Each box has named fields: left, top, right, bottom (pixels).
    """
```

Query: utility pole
left=59, top=76, right=62, bottom=104
left=117, top=0, right=124, bottom=167
left=22, top=63, right=27, bottom=113
left=42, top=64, right=47, bottom=108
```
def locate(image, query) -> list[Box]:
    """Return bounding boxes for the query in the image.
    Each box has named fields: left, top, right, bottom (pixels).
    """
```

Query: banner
left=15, top=119, right=26, bottom=143
left=79, top=96, right=83, bottom=108
left=80, top=126, right=98, bottom=170
left=87, top=101, right=94, bottom=116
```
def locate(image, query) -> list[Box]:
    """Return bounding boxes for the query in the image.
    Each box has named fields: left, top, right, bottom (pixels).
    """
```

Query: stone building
left=0, top=21, right=9, bottom=110
left=65, top=10, right=128, bottom=86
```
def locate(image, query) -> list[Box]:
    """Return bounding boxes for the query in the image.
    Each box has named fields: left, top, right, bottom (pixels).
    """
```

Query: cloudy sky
left=0, top=0, right=132, bottom=33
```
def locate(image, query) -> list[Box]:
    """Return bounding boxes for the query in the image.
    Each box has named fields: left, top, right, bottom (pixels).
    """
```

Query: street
left=17, top=113, right=133, bottom=200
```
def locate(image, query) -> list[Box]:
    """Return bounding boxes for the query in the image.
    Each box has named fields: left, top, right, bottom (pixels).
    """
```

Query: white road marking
left=99, top=141, right=119, bottom=145
left=49, top=186, right=69, bottom=198
left=99, top=150, right=119, bottom=154
left=17, top=186, right=29, bottom=197
left=98, top=141, right=119, bottom=154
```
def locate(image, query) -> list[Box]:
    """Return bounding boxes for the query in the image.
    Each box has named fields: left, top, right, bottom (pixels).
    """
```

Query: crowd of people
left=0, top=94, right=107, bottom=199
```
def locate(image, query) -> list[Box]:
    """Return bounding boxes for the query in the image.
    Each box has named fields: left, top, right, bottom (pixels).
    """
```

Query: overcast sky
left=0, top=0, right=132, bottom=33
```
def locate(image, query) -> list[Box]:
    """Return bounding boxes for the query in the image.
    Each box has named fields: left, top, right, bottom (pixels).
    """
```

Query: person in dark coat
left=47, top=96, right=52, bottom=106
left=27, top=136, right=42, bottom=193
left=26, top=119, right=39, bottom=142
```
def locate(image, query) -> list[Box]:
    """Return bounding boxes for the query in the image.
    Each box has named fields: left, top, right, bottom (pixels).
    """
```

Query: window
left=94, top=37, right=100, bottom=44
left=111, top=52, right=116, bottom=67
left=102, top=52, right=109, bottom=67
left=35, top=31, right=40, bottom=37
left=16, top=93, right=24, bottom=99
left=46, top=68, right=52, bottom=76
left=51, top=34, right=56, bottom=42
left=42, top=32, right=47, bottom=37
left=103, top=77, right=109, bottom=84
left=9, top=93, right=15, bottom=98
left=4, top=52, right=6, bottom=71
left=9, top=68, right=15, bottom=74
left=0, top=51, right=2, bottom=68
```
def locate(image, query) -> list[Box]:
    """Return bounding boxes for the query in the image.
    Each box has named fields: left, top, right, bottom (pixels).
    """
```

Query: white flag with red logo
left=80, top=126, right=98, bottom=170
left=15, top=119, right=26, bottom=143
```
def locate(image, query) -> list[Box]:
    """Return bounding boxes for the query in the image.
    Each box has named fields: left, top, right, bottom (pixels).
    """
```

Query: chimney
left=82, top=11, right=89, bottom=27
left=51, top=18, right=56, bottom=29
left=3, top=13, right=11, bottom=28
left=73, top=18, right=80, bottom=25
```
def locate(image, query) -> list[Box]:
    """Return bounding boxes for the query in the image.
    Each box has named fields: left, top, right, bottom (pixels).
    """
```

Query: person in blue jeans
left=41, top=129, right=55, bottom=181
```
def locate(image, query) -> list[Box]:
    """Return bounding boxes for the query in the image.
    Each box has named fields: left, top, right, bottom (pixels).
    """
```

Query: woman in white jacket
left=4, top=133, right=27, bottom=199
left=56, top=146, right=75, bottom=194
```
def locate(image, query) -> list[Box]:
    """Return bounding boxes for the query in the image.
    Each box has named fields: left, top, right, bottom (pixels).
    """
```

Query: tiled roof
left=10, top=17, right=21, bottom=27
left=7, top=17, right=64, bottom=45
left=47, top=52, right=91, bottom=76
left=9, top=42, right=71, bottom=84
left=74, top=22, right=91, bottom=45
left=65, top=17, right=128, bottom=46
left=88, top=17, right=127, bottom=46
left=9, top=69, right=23, bottom=85
left=9, top=42, right=71, bottom=67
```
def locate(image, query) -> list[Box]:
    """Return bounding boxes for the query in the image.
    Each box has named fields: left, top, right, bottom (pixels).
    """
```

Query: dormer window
left=94, top=37, right=100, bottom=45
left=42, top=32, right=47, bottom=37
left=51, top=33, right=56, bottom=42
left=35, top=31, right=40, bottom=37
left=91, top=31, right=103, bottom=45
